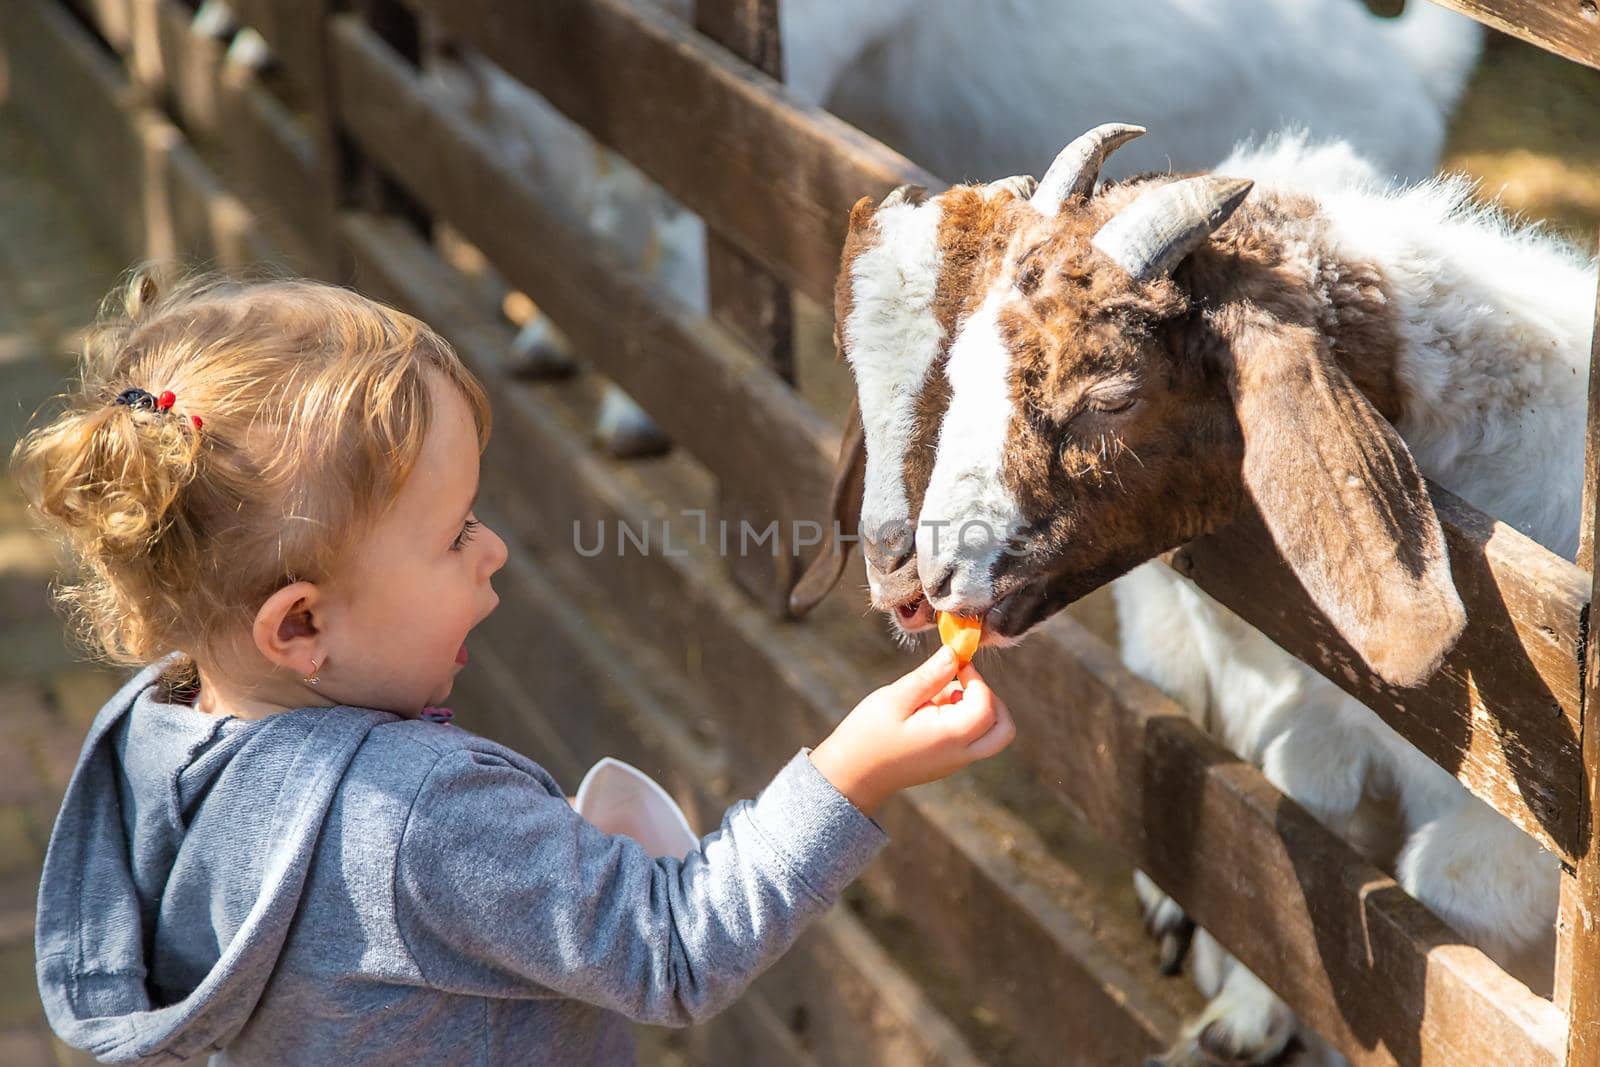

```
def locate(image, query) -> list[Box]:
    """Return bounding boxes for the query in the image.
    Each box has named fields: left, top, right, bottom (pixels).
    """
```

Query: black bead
left=114, top=388, right=158, bottom=411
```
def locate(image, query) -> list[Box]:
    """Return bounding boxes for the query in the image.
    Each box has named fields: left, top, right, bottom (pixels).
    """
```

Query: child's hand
left=809, top=647, right=1014, bottom=817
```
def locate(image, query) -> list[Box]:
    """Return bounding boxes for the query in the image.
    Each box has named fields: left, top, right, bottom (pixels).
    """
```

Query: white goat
left=426, top=0, right=1482, bottom=459
left=834, top=126, right=1589, bottom=1064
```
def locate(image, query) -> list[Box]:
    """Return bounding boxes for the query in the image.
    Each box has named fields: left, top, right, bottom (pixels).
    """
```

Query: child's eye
left=451, top=518, right=481, bottom=551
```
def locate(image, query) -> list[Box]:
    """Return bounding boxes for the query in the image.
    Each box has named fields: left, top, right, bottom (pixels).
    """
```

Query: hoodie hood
left=35, top=654, right=396, bottom=1064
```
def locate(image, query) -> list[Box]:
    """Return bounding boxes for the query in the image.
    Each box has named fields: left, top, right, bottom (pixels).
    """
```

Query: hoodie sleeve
left=392, top=746, right=887, bottom=1025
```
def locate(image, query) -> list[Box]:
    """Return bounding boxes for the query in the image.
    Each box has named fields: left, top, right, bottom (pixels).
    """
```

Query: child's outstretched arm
left=392, top=646, right=1011, bottom=1027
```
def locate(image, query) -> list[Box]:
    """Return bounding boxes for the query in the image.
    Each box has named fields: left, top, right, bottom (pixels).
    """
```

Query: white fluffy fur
left=1110, top=135, right=1590, bottom=1063
left=844, top=198, right=947, bottom=553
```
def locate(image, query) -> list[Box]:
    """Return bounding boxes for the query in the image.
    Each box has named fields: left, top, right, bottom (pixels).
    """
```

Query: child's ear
left=253, top=580, right=325, bottom=674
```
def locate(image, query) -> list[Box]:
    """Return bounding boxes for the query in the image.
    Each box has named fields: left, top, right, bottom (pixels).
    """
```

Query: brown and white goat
left=816, top=126, right=1592, bottom=1064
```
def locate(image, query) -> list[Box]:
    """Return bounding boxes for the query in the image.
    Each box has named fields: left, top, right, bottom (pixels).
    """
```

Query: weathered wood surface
left=990, top=621, right=1567, bottom=1066
left=1428, top=0, right=1600, bottom=72
left=1579, top=228, right=1600, bottom=569
left=120, top=0, right=334, bottom=273
left=344, top=210, right=1201, bottom=1065
left=695, top=0, right=801, bottom=616
left=333, top=16, right=836, bottom=571
left=7, top=0, right=146, bottom=256
left=405, top=0, right=935, bottom=308
left=333, top=11, right=1589, bottom=868
left=1170, top=485, right=1589, bottom=865
left=1563, top=227, right=1600, bottom=1067
left=198, top=0, right=330, bottom=105
left=7, top=0, right=275, bottom=268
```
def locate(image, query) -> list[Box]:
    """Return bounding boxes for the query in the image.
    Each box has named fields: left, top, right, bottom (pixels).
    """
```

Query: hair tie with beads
left=115, top=387, right=203, bottom=430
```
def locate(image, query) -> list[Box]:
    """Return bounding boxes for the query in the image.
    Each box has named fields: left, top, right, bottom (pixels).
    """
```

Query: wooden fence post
left=694, top=0, right=800, bottom=618
left=1564, top=236, right=1600, bottom=1065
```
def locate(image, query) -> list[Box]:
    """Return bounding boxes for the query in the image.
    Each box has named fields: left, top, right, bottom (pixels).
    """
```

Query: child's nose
left=482, top=524, right=509, bottom=576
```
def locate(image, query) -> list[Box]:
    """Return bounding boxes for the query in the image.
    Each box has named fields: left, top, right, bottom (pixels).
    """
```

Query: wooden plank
left=204, top=0, right=330, bottom=106
left=5, top=0, right=147, bottom=259
left=1579, top=232, right=1600, bottom=570
left=6, top=0, right=280, bottom=271
left=331, top=16, right=835, bottom=557
left=1428, top=0, right=1600, bottom=72
left=1169, top=484, right=1589, bottom=864
left=405, top=0, right=935, bottom=308
left=72, top=0, right=134, bottom=53
left=144, top=0, right=335, bottom=274
left=343, top=210, right=1198, bottom=1065
left=859, top=780, right=1198, bottom=1067
left=1559, top=869, right=1582, bottom=1018
left=1564, top=233, right=1600, bottom=1067
left=993, top=620, right=1567, bottom=1067
left=695, top=0, right=799, bottom=616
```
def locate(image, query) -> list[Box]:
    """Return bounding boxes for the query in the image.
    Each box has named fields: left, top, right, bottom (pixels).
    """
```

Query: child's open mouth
left=455, top=643, right=469, bottom=665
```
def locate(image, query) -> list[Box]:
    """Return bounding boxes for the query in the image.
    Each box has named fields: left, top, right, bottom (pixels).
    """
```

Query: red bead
left=191, top=415, right=203, bottom=430
left=157, top=390, right=176, bottom=411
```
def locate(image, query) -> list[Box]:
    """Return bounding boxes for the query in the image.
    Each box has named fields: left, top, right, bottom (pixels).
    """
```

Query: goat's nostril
left=862, top=536, right=914, bottom=575
left=928, top=565, right=955, bottom=602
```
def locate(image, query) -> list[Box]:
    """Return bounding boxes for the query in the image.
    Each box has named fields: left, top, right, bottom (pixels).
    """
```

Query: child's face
left=326, top=370, right=507, bottom=712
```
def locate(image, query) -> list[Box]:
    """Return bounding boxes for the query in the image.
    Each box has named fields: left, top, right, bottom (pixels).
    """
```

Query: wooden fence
left=3, top=0, right=1598, bottom=1062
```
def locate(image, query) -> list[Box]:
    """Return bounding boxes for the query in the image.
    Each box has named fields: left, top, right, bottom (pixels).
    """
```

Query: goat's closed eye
left=1087, top=395, right=1137, bottom=414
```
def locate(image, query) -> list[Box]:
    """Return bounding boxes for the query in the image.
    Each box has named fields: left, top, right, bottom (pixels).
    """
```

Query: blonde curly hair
left=8, top=267, right=492, bottom=695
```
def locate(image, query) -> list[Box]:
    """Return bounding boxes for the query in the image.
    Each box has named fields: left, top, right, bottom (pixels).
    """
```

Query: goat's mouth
left=933, top=574, right=1059, bottom=646
left=868, top=560, right=935, bottom=632
left=889, top=592, right=935, bottom=631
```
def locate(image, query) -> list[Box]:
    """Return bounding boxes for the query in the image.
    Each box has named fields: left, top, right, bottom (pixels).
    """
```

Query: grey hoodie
left=36, top=654, right=888, bottom=1064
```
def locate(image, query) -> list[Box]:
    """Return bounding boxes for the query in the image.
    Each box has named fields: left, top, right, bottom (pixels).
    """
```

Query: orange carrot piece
left=936, top=611, right=983, bottom=666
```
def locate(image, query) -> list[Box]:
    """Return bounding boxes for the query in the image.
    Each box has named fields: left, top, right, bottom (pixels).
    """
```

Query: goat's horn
left=1091, top=176, right=1253, bottom=281
left=1031, top=123, right=1146, bottom=216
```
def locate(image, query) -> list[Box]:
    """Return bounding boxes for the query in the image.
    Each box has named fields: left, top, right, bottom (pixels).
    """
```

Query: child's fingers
left=965, top=696, right=1016, bottom=760
left=929, top=678, right=965, bottom=707
left=888, top=646, right=959, bottom=711
left=938, top=680, right=1002, bottom=746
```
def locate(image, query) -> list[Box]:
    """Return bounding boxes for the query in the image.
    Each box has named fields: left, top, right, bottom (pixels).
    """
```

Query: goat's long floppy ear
left=1225, top=317, right=1465, bottom=686
left=789, top=398, right=867, bottom=617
